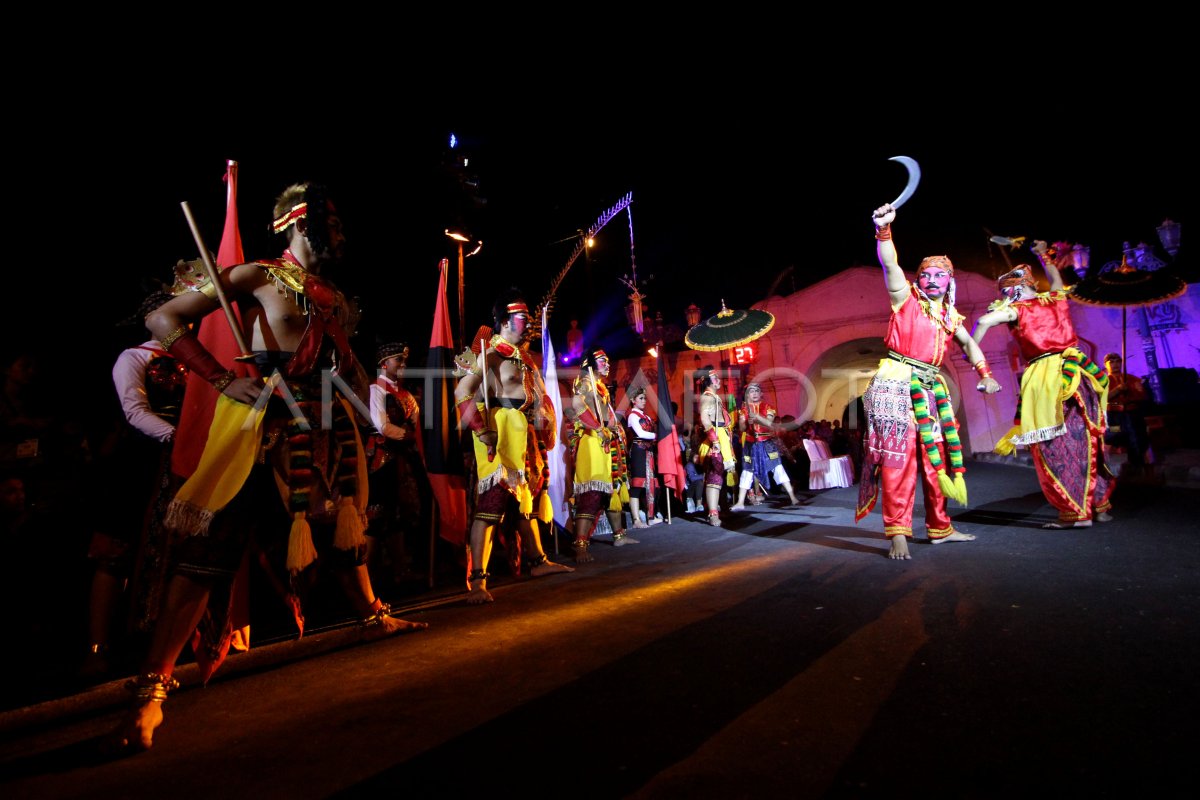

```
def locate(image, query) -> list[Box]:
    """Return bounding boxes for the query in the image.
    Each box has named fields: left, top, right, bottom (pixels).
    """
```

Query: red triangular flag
left=171, top=160, right=248, bottom=479
left=423, top=259, right=468, bottom=546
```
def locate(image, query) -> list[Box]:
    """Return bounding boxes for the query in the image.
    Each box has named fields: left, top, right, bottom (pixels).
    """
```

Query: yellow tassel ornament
left=287, top=511, right=318, bottom=574
left=334, top=495, right=367, bottom=550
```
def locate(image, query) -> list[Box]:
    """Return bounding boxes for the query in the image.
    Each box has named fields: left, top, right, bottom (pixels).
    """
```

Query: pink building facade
left=597, top=267, right=1200, bottom=457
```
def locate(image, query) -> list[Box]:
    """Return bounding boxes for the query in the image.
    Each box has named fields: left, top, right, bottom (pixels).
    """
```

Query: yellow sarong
left=995, top=346, right=1109, bottom=453
left=474, top=404, right=533, bottom=515
left=164, top=393, right=267, bottom=536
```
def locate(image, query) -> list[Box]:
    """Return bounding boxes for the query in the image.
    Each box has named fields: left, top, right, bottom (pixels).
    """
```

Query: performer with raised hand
left=972, top=240, right=1113, bottom=529
left=857, top=200, right=1001, bottom=560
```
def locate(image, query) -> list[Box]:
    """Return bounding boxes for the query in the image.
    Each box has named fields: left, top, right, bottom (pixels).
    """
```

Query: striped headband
left=272, top=202, right=308, bottom=234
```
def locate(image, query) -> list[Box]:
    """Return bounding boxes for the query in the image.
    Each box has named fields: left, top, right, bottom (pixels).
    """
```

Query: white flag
left=541, top=305, right=571, bottom=532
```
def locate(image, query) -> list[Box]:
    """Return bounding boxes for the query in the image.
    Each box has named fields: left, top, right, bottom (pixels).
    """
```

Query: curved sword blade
left=888, top=155, right=921, bottom=209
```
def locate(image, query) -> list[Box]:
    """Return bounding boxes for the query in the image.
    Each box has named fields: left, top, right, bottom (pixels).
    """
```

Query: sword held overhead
left=887, top=155, right=921, bottom=210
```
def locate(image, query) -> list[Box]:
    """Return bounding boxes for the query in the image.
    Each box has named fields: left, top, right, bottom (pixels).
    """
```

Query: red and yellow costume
left=992, top=290, right=1113, bottom=524
left=165, top=249, right=371, bottom=574
left=699, top=389, right=735, bottom=486
left=159, top=247, right=372, bottom=679
left=463, top=334, right=554, bottom=525
left=857, top=284, right=968, bottom=540
left=569, top=371, right=628, bottom=536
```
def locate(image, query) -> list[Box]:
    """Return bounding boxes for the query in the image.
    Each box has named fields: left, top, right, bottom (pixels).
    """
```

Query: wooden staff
left=480, top=338, right=490, bottom=415
left=180, top=201, right=254, bottom=362
left=587, top=366, right=606, bottom=430
left=480, top=338, right=494, bottom=461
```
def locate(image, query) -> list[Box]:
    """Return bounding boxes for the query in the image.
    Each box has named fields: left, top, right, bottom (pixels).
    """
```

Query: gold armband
left=211, top=370, right=237, bottom=393
left=159, top=325, right=189, bottom=350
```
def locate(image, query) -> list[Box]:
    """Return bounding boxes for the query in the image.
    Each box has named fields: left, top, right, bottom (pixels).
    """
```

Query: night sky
left=7, top=71, right=1186, bottom=427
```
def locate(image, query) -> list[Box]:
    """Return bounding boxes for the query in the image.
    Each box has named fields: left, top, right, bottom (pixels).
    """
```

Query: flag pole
left=661, top=339, right=672, bottom=525
left=181, top=201, right=254, bottom=361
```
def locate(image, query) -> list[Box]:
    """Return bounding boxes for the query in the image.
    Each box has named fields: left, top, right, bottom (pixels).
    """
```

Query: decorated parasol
left=1070, top=248, right=1186, bottom=365
left=684, top=299, right=775, bottom=352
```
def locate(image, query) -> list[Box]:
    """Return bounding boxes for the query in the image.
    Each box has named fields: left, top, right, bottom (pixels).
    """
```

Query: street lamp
left=1156, top=218, right=1181, bottom=258
left=445, top=228, right=482, bottom=348
left=1071, top=243, right=1090, bottom=281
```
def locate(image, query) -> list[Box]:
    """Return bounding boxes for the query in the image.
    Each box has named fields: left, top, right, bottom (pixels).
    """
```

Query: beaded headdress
left=376, top=342, right=410, bottom=365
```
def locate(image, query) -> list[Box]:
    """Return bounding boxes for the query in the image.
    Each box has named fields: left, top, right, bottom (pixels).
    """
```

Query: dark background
left=5, top=66, right=1187, bottom=431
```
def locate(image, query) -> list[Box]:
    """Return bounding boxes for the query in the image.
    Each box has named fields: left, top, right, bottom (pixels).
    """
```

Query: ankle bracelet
left=126, top=672, right=179, bottom=703
left=361, top=600, right=393, bottom=627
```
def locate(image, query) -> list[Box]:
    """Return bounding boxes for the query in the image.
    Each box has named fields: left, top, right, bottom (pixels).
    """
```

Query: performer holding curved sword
left=855, top=157, right=1002, bottom=560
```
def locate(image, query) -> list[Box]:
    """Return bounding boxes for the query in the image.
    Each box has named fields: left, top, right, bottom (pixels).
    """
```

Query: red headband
left=272, top=202, right=308, bottom=234
left=506, top=301, right=529, bottom=315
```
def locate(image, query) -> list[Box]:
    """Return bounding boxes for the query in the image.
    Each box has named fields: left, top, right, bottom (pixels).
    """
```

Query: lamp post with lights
left=445, top=228, right=482, bottom=349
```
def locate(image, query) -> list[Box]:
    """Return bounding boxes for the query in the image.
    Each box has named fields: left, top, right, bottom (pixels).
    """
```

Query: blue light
left=449, top=133, right=458, bottom=149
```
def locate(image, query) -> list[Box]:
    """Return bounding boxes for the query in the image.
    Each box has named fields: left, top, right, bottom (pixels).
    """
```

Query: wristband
left=874, top=223, right=892, bottom=241
left=211, top=370, right=237, bottom=393
left=973, top=360, right=994, bottom=381
left=456, top=395, right=486, bottom=434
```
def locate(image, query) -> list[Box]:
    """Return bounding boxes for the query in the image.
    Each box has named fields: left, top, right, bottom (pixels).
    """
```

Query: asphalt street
left=1, top=459, right=1197, bottom=799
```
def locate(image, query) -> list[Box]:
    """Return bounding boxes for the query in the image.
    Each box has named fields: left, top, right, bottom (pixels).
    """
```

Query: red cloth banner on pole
left=171, top=160, right=246, bottom=479
left=656, top=350, right=688, bottom=498
left=424, top=258, right=468, bottom=546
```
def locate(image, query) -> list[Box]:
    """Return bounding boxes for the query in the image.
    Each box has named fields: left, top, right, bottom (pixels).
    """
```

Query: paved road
left=2, top=461, right=1197, bottom=799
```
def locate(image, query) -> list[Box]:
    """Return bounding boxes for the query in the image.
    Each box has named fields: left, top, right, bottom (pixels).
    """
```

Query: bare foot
left=632, top=520, right=649, bottom=529
left=729, top=504, right=746, bottom=512
left=574, top=544, right=594, bottom=564
left=888, top=536, right=912, bottom=560
left=466, top=581, right=494, bottom=604
left=647, top=516, right=663, bottom=526
left=708, top=513, right=722, bottom=527
left=107, top=701, right=164, bottom=753
left=365, top=615, right=429, bottom=638
left=530, top=559, right=575, bottom=576
left=1042, top=520, right=1092, bottom=529
left=1095, top=512, right=1113, bottom=523
left=931, top=530, right=977, bottom=543
left=613, top=534, right=640, bottom=547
